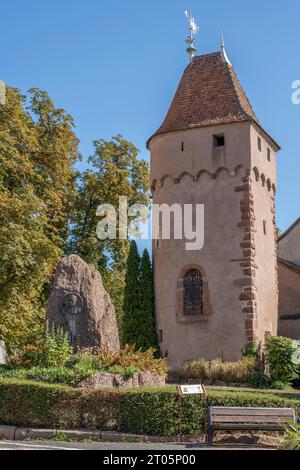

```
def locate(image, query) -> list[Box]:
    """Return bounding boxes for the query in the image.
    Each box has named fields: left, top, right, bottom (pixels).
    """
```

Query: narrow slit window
left=181, top=141, right=184, bottom=152
left=263, top=220, right=267, bottom=236
left=258, top=136, right=262, bottom=151
left=213, top=134, right=225, bottom=147
left=267, top=148, right=271, bottom=162
left=158, top=330, right=163, bottom=343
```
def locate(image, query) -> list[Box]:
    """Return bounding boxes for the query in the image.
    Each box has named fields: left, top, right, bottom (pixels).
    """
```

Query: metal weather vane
left=185, top=10, right=199, bottom=63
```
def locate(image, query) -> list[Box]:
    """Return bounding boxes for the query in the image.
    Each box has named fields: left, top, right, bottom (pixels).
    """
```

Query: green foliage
left=250, top=369, right=272, bottom=389
left=9, top=344, right=46, bottom=368
left=0, top=86, right=79, bottom=350
left=67, top=135, right=150, bottom=329
left=43, top=325, right=73, bottom=367
left=265, top=336, right=300, bottom=385
left=8, top=325, right=72, bottom=369
left=281, top=423, right=300, bottom=450
left=2, top=345, right=167, bottom=385
left=96, top=345, right=168, bottom=376
left=183, top=357, right=256, bottom=384
left=242, top=344, right=259, bottom=358
left=122, top=244, right=159, bottom=352
left=122, top=241, right=141, bottom=346
left=1, top=87, right=151, bottom=350
left=138, top=249, right=159, bottom=352
left=107, top=365, right=139, bottom=378
left=0, top=379, right=299, bottom=436
left=67, top=351, right=102, bottom=372
left=0, top=366, right=91, bottom=386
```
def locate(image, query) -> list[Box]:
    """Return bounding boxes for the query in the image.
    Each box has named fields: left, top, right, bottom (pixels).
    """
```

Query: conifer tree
left=139, top=249, right=159, bottom=352
left=122, top=243, right=159, bottom=352
left=122, top=241, right=141, bottom=346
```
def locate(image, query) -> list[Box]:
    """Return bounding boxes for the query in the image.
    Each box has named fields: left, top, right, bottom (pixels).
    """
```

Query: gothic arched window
left=183, top=270, right=203, bottom=315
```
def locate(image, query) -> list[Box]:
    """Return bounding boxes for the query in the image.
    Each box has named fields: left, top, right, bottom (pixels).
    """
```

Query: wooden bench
left=207, top=406, right=296, bottom=445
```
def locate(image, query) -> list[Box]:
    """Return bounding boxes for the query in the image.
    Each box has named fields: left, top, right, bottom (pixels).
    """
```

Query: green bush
left=183, top=357, right=256, bottom=384
left=0, top=378, right=299, bottom=436
left=43, top=325, right=73, bottom=367
left=281, top=423, right=300, bottom=450
left=265, top=336, right=300, bottom=385
left=0, top=366, right=95, bottom=386
left=107, top=365, right=139, bottom=378
left=3, top=345, right=167, bottom=385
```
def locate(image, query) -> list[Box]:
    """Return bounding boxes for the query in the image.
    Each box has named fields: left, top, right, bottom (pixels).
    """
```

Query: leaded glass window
left=183, top=270, right=203, bottom=315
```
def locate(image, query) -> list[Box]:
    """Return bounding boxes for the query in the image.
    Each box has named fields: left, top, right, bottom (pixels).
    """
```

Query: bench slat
left=212, top=415, right=291, bottom=423
left=207, top=406, right=296, bottom=445
left=210, top=407, right=294, bottom=418
left=213, top=423, right=286, bottom=431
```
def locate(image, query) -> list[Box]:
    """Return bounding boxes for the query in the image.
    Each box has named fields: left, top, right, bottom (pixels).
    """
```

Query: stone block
left=0, top=425, right=16, bottom=440
left=46, top=254, right=119, bottom=352
left=114, top=373, right=139, bottom=388
left=0, top=341, right=6, bottom=364
left=138, top=371, right=166, bottom=387
left=77, top=372, right=115, bottom=389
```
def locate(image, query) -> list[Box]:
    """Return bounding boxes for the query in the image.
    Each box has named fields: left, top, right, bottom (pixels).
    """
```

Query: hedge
left=0, top=379, right=299, bottom=436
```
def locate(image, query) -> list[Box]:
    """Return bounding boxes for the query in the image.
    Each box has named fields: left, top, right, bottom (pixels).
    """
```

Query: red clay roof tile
left=148, top=52, right=260, bottom=145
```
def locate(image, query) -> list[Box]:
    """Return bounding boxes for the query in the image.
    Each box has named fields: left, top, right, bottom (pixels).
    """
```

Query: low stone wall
left=76, top=371, right=166, bottom=389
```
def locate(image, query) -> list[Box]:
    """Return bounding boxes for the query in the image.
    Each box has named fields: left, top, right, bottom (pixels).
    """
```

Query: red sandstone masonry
left=232, top=170, right=258, bottom=348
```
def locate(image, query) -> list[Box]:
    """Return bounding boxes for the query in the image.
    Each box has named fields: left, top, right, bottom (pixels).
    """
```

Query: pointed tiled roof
left=147, top=52, right=279, bottom=148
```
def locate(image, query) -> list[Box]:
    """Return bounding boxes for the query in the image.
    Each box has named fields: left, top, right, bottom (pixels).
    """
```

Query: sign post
left=177, top=384, right=206, bottom=396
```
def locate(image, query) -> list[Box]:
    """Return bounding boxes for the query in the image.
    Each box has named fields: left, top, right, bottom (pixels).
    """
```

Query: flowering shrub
left=10, top=345, right=46, bottom=368
left=9, top=325, right=72, bottom=369
left=4, top=343, right=167, bottom=385
left=94, top=345, right=168, bottom=376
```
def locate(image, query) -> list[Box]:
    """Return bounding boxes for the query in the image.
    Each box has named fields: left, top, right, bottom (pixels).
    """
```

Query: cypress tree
left=139, top=249, right=159, bottom=352
left=122, top=240, right=141, bottom=346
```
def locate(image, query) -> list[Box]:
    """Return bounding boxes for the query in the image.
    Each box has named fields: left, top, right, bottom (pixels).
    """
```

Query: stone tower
left=148, top=52, right=280, bottom=370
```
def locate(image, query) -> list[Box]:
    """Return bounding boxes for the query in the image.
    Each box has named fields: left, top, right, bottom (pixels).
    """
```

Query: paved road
left=0, top=440, right=270, bottom=450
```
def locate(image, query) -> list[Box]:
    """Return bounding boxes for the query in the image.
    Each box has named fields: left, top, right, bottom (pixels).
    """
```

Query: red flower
left=14, top=357, right=21, bottom=361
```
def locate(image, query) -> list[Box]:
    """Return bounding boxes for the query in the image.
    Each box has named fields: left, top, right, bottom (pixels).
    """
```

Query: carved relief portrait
left=60, top=293, right=83, bottom=315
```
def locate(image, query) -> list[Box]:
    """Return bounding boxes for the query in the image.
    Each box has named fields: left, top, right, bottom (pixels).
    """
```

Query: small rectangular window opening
left=263, top=220, right=267, bottom=236
left=258, top=136, right=262, bottom=151
left=267, top=148, right=271, bottom=162
left=158, top=330, right=163, bottom=343
left=181, top=141, right=184, bottom=152
left=213, top=134, right=225, bottom=147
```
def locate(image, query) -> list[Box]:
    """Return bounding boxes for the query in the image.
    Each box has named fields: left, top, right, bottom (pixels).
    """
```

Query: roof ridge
left=278, top=217, right=300, bottom=242
left=278, top=257, right=300, bottom=274
left=224, top=62, right=260, bottom=124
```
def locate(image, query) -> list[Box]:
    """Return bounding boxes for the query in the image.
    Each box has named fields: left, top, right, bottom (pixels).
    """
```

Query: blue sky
left=2, top=0, right=300, bottom=242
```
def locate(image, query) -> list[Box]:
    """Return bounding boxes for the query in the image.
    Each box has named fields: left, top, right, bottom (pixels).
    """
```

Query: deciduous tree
left=0, top=86, right=79, bottom=348
left=67, top=135, right=150, bottom=328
